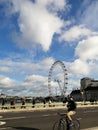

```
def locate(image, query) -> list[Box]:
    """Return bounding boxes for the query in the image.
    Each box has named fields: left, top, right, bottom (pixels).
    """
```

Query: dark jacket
left=67, top=100, right=76, bottom=111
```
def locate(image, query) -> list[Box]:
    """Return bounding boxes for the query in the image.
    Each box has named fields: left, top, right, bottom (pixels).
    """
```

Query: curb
left=81, top=127, right=98, bottom=130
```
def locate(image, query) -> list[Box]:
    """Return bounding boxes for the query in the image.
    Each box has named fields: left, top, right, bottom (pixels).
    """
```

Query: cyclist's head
left=67, top=95, right=73, bottom=101
left=70, top=96, right=73, bottom=100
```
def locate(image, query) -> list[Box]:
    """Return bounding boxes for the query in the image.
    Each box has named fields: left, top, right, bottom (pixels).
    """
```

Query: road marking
left=42, top=114, right=50, bottom=117
left=42, top=113, right=57, bottom=117
left=0, top=127, right=11, bottom=130
left=82, top=127, right=98, bottom=130
left=1, top=116, right=26, bottom=120
left=84, top=110, right=98, bottom=113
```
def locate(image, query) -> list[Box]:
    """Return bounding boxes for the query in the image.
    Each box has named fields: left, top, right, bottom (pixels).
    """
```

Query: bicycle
left=53, top=112, right=80, bottom=130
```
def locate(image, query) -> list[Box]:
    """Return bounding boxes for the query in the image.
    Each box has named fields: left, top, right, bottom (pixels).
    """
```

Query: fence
left=0, top=101, right=98, bottom=111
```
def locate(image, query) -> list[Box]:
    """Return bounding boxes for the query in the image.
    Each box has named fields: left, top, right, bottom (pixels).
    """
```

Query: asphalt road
left=0, top=106, right=98, bottom=130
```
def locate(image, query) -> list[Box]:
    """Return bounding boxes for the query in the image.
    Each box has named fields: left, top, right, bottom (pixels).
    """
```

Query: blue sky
left=0, top=0, right=98, bottom=97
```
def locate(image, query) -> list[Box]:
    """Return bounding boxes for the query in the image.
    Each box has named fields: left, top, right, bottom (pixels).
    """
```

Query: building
left=80, top=77, right=98, bottom=101
left=70, top=89, right=82, bottom=101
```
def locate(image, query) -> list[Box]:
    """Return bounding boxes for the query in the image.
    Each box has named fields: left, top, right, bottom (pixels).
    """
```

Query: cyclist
left=66, top=96, right=77, bottom=126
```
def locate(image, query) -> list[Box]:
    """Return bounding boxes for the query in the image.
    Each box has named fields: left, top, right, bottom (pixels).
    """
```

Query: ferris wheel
left=48, top=60, right=68, bottom=97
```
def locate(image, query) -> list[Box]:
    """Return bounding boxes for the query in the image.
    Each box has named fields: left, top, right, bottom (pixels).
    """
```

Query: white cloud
left=68, top=79, right=80, bottom=89
left=75, top=36, right=98, bottom=61
left=36, top=0, right=66, bottom=12
left=60, top=25, right=93, bottom=42
left=80, top=1, right=98, bottom=31
left=66, top=35, right=98, bottom=84
left=24, top=75, right=47, bottom=83
left=0, top=75, right=18, bottom=88
left=6, top=0, right=69, bottom=51
left=69, top=59, right=90, bottom=76
left=0, top=57, right=55, bottom=77
left=0, top=66, right=11, bottom=73
left=0, top=57, right=55, bottom=96
left=38, top=57, right=55, bottom=71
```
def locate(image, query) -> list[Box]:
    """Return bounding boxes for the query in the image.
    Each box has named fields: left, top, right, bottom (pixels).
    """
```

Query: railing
left=0, top=101, right=98, bottom=111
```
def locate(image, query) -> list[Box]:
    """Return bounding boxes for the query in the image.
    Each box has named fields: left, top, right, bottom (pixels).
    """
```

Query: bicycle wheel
left=53, top=119, right=67, bottom=130
left=70, top=119, right=80, bottom=130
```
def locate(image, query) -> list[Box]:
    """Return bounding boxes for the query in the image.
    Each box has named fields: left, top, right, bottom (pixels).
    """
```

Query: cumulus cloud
left=68, top=79, right=80, bottom=90
left=24, top=75, right=47, bottom=83
left=75, top=36, right=98, bottom=61
left=60, top=25, right=94, bottom=42
left=36, top=0, right=66, bottom=12
left=38, top=57, right=55, bottom=71
left=69, top=59, right=90, bottom=76
left=0, top=75, right=18, bottom=88
left=65, top=35, right=98, bottom=84
left=2, top=0, right=70, bottom=51
left=0, top=57, right=54, bottom=77
left=80, top=0, right=98, bottom=31
left=0, top=66, right=11, bottom=73
left=0, top=57, right=56, bottom=96
left=67, top=35, right=98, bottom=78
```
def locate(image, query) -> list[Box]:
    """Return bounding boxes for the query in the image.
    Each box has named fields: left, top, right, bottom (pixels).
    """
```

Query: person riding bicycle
left=67, top=96, right=76, bottom=126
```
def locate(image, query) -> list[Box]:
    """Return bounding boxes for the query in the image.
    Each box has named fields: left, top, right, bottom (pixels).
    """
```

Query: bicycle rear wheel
left=53, top=119, right=67, bottom=130
left=70, top=119, right=80, bottom=130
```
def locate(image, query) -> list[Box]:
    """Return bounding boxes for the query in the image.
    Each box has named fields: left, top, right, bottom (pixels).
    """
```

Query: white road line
left=84, top=110, right=98, bottom=113
left=1, top=116, right=26, bottom=120
left=42, top=113, right=57, bottom=117
left=42, top=114, right=50, bottom=117
left=0, top=127, right=11, bottom=130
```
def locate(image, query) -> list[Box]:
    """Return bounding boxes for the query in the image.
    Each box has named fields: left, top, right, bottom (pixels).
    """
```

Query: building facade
left=80, top=77, right=98, bottom=101
left=70, top=89, right=82, bottom=101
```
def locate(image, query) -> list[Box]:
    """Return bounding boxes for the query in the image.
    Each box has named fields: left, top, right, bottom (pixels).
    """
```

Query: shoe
left=0, top=121, right=6, bottom=125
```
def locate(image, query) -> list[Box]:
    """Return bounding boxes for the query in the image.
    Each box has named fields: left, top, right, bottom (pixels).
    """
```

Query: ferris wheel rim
left=48, top=60, right=68, bottom=96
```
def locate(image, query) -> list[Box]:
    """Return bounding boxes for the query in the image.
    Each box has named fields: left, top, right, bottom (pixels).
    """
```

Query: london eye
left=48, top=60, right=68, bottom=97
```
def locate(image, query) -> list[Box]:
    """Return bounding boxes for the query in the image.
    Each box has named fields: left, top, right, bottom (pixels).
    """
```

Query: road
left=0, top=106, right=98, bottom=130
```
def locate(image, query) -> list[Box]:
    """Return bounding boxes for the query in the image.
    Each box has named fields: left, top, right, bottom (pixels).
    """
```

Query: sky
left=0, top=0, right=98, bottom=97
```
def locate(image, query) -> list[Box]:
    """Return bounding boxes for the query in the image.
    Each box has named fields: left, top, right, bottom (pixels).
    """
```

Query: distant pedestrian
left=10, top=98, right=15, bottom=109
left=49, top=99, right=52, bottom=107
left=32, top=98, right=35, bottom=108
left=1, top=98, right=5, bottom=109
left=21, top=98, right=26, bottom=108
left=43, top=99, right=46, bottom=107
left=22, top=98, right=25, bottom=105
left=0, top=99, right=6, bottom=124
left=2, top=98, right=5, bottom=106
